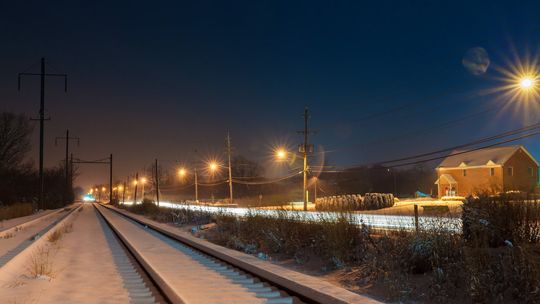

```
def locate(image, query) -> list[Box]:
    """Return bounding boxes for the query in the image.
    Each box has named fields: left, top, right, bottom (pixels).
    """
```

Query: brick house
left=435, top=145, right=539, bottom=197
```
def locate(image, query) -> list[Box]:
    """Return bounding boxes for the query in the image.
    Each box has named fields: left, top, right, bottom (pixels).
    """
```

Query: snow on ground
left=0, top=211, right=66, bottom=258
left=0, top=210, right=56, bottom=232
left=0, top=203, right=131, bottom=303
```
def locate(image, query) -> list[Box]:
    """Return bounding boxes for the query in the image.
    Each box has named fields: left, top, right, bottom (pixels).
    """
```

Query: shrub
left=0, top=203, right=33, bottom=221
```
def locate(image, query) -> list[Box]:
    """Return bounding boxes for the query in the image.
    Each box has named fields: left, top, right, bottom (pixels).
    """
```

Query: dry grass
left=27, top=246, right=54, bottom=278
left=61, top=222, right=73, bottom=234
left=46, top=230, right=63, bottom=243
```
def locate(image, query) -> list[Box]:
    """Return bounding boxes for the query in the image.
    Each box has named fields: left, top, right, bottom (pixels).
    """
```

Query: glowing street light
left=178, top=168, right=187, bottom=177
left=275, top=148, right=287, bottom=161
left=101, top=187, right=106, bottom=192
left=208, top=161, right=219, bottom=172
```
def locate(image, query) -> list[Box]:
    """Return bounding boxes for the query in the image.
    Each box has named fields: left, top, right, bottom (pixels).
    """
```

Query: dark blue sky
left=1, top=1, right=539, bottom=188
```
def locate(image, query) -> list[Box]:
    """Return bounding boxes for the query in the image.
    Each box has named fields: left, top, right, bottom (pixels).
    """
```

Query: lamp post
left=178, top=167, right=199, bottom=202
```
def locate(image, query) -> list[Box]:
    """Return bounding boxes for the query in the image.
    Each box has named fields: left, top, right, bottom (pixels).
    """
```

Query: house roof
left=434, top=174, right=457, bottom=185
left=437, top=145, right=539, bottom=168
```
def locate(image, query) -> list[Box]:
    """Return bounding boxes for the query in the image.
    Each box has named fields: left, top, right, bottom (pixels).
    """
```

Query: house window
left=490, top=168, right=495, bottom=176
left=529, top=167, right=534, bottom=177
left=507, top=167, right=514, bottom=176
left=463, top=169, right=467, bottom=177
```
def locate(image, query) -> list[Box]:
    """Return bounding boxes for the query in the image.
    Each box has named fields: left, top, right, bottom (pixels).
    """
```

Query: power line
left=379, top=121, right=540, bottom=165
left=384, top=130, right=540, bottom=168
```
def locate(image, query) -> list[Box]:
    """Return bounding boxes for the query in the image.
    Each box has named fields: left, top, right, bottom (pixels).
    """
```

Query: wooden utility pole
left=226, top=132, right=233, bottom=204
left=194, top=167, right=199, bottom=202
left=155, top=158, right=160, bottom=206
left=18, top=58, right=67, bottom=209
left=298, top=107, right=314, bottom=211
left=109, top=154, right=113, bottom=203
left=122, top=181, right=126, bottom=204
left=133, top=172, right=139, bottom=204
left=55, top=129, right=79, bottom=204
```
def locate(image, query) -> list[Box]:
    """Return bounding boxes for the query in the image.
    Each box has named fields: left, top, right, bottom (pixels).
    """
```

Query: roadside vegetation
left=0, top=203, right=33, bottom=221
left=0, top=112, right=77, bottom=212
left=119, top=195, right=540, bottom=303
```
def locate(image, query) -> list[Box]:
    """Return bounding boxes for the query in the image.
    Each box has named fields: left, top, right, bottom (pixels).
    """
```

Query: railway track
left=94, top=203, right=302, bottom=304
left=94, top=203, right=381, bottom=304
left=0, top=204, right=81, bottom=269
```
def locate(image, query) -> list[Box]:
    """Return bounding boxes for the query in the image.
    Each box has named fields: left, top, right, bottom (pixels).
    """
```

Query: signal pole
left=55, top=129, right=79, bottom=204
left=226, top=132, right=233, bottom=204
left=18, top=58, right=68, bottom=210
left=298, top=107, right=314, bottom=211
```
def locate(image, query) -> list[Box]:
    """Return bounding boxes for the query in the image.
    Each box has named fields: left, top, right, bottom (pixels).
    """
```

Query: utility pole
left=298, top=107, right=314, bottom=211
left=194, top=167, right=199, bottom=202
left=70, top=153, right=74, bottom=190
left=133, top=172, right=139, bottom=204
left=122, top=181, right=126, bottom=204
left=226, top=132, right=234, bottom=204
left=155, top=158, right=160, bottom=207
left=55, top=129, right=79, bottom=205
left=18, top=58, right=68, bottom=210
left=109, top=154, right=113, bottom=204
left=314, top=177, right=318, bottom=204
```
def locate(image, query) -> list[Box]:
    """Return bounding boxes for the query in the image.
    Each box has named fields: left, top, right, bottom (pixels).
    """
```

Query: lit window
left=507, top=167, right=514, bottom=176
left=463, top=169, right=467, bottom=177
left=490, top=168, right=495, bottom=176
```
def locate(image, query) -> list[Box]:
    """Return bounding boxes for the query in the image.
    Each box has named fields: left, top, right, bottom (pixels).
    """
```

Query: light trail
left=121, top=201, right=462, bottom=232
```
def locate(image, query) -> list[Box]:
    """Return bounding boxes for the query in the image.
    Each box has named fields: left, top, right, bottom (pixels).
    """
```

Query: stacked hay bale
left=362, top=193, right=395, bottom=210
left=315, top=194, right=364, bottom=211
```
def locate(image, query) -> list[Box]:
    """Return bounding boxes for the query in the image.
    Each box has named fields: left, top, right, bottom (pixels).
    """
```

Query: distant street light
left=208, top=161, right=219, bottom=173
left=275, top=148, right=287, bottom=161
left=177, top=166, right=199, bottom=202
left=178, top=168, right=187, bottom=177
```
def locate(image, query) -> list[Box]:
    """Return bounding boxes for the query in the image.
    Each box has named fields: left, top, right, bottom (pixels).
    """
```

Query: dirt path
left=0, top=204, right=131, bottom=303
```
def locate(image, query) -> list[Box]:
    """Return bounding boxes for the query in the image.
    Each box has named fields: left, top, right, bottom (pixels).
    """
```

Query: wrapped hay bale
left=363, top=193, right=394, bottom=210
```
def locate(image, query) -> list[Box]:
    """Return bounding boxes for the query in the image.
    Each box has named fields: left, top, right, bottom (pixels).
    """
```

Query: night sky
left=1, top=1, right=540, bottom=189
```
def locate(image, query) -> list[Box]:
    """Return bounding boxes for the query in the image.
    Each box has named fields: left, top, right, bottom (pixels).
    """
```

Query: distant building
left=435, top=145, right=539, bottom=197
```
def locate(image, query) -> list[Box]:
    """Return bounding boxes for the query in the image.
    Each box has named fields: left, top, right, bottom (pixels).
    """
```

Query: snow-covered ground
left=0, top=209, right=57, bottom=232
left=0, top=204, right=131, bottom=303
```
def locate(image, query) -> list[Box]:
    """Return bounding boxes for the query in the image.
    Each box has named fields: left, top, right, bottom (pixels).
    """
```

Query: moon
left=462, top=47, right=490, bottom=75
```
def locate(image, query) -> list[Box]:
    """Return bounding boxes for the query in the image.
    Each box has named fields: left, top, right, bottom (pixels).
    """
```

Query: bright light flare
left=519, top=76, right=535, bottom=89
left=275, top=148, right=287, bottom=161
left=141, top=177, right=147, bottom=184
left=178, top=168, right=187, bottom=177
left=208, top=162, right=218, bottom=172
left=487, top=50, right=540, bottom=123
left=101, top=187, right=106, bottom=192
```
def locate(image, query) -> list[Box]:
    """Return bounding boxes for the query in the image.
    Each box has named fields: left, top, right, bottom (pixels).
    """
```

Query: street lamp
left=275, top=148, right=288, bottom=161
left=208, top=161, right=219, bottom=173
left=178, top=166, right=199, bottom=203
left=178, top=168, right=187, bottom=178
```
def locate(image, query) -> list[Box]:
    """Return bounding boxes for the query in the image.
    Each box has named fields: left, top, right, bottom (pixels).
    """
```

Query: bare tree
left=0, top=112, right=33, bottom=170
